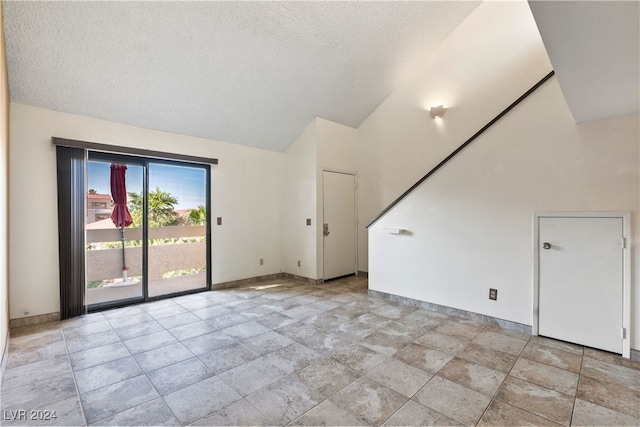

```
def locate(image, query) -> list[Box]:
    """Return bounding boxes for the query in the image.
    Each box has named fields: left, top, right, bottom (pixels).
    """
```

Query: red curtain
left=110, top=164, right=133, bottom=228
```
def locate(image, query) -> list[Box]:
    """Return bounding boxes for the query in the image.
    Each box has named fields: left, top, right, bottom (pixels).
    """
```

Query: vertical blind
left=56, top=145, right=86, bottom=319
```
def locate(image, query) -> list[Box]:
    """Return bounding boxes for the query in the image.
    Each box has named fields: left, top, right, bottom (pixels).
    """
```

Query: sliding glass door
left=147, top=162, right=208, bottom=297
left=85, top=152, right=210, bottom=310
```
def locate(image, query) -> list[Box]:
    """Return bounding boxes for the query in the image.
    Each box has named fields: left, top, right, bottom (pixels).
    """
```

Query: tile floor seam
left=475, top=332, right=537, bottom=426
left=75, top=321, right=155, bottom=426
left=159, top=394, right=190, bottom=427
left=61, top=324, right=90, bottom=427
left=285, top=367, right=365, bottom=426
left=492, top=343, right=579, bottom=426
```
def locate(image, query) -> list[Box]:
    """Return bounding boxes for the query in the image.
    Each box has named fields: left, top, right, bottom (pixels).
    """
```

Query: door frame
left=86, top=151, right=212, bottom=312
left=533, top=212, right=631, bottom=358
left=321, top=169, right=357, bottom=281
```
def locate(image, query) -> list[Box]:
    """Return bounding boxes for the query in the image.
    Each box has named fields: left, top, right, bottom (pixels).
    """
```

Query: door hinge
left=622, top=328, right=626, bottom=339
left=621, top=237, right=626, bottom=249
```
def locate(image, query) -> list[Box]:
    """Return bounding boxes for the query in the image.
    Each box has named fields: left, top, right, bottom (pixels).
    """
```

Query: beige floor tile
left=395, top=343, right=453, bottom=374
left=583, top=348, right=640, bottom=370
left=303, top=312, right=345, bottom=330
left=484, top=324, right=531, bottom=341
left=68, top=342, right=130, bottom=371
left=495, top=376, right=574, bottom=425
left=114, top=320, right=164, bottom=341
left=156, top=312, right=202, bottom=329
left=255, top=312, right=297, bottom=329
left=133, top=342, right=195, bottom=372
left=366, top=358, right=433, bottom=397
left=437, top=357, right=506, bottom=396
left=383, top=400, right=458, bottom=426
left=433, top=318, right=485, bottom=340
left=191, top=399, right=271, bottom=426
left=571, top=398, right=640, bottom=426
left=123, top=330, right=177, bottom=354
left=146, top=357, right=214, bottom=395
left=414, top=330, right=468, bottom=354
left=181, top=330, right=235, bottom=355
left=80, top=375, right=159, bottom=424
left=167, top=320, right=216, bottom=341
left=521, top=341, right=583, bottom=373
left=581, top=356, right=640, bottom=391
left=246, top=375, right=323, bottom=425
left=413, top=376, right=491, bottom=425
left=217, top=357, right=288, bottom=396
left=372, top=303, right=418, bottom=320
left=330, top=343, right=389, bottom=374
left=330, top=377, right=408, bottom=426
left=198, top=342, right=260, bottom=375
left=472, top=329, right=528, bottom=356
left=295, top=358, right=360, bottom=399
left=240, top=330, right=295, bottom=355
left=65, top=329, right=122, bottom=354
left=8, top=325, right=63, bottom=353
left=262, top=343, right=325, bottom=375
left=478, top=399, right=561, bottom=426
left=62, top=320, right=113, bottom=339
left=395, top=309, right=447, bottom=330
left=359, top=330, right=412, bottom=356
left=163, top=376, right=241, bottom=424
left=93, top=397, right=179, bottom=426
left=5, top=339, right=67, bottom=369
left=291, top=400, right=367, bottom=426
left=456, top=341, right=518, bottom=373
left=577, top=374, right=640, bottom=418
left=510, top=357, right=579, bottom=395
left=74, top=356, right=142, bottom=394
left=1, top=355, right=72, bottom=390
left=529, top=336, right=583, bottom=356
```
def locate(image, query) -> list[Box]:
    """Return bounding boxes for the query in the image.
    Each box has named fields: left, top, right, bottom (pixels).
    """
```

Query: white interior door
left=538, top=216, right=623, bottom=354
left=323, top=171, right=356, bottom=280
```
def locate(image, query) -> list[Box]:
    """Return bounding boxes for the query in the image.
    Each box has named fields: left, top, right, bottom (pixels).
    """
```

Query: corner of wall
left=0, top=0, right=10, bottom=379
left=283, top=119, right=319, bottom=279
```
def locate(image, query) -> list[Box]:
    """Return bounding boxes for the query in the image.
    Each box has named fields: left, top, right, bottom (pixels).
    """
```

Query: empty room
left=0, top=0, right=639, bottom=426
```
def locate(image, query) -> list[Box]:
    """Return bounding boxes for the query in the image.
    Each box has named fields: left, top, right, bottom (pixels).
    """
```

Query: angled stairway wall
left=357, top=0, right=640, bottom=350
left=367, top=75, right=639, bottom=347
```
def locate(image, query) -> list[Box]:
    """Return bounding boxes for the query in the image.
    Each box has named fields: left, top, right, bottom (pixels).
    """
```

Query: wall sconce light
left=430, top=105, right=447, bottom=119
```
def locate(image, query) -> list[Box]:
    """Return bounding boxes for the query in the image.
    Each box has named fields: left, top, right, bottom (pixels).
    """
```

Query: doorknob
left=323, top=223, right=330, bottom=236
left=542, top=242, right=551, bottom=250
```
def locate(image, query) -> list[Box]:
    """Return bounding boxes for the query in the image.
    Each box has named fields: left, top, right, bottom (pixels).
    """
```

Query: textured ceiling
left=3, top=1, right=481, bottom=152
left=529, top=1, right=639, bottom=123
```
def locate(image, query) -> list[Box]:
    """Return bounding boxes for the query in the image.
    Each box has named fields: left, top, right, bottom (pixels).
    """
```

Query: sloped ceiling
left=529, top=0, right=639, bottom=123
left=2, top=1, right=481, bottom=152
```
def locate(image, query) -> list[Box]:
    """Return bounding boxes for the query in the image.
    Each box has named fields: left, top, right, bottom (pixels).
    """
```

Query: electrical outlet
left=260, top=258, right=264, bottom=266
left=297, top=260, right=301, bottom=267
left=306, top=218, right=311, bottom=226
left=489, top=288, right=497, bottom=301
left=216, top=217, right=222, bottom=225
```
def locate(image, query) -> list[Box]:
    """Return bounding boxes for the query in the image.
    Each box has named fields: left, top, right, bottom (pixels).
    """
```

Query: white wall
left=369, top=78, right=640, bottom=348
left=0, top=3, right=9, bottom=366
left=316, top=118, right=358, bottom=278
left=9, top=103, right=284, bottom=319
left=283, top=117, right=358, bottom=280
left=357, top=0, right=553, bottom=272
left=283, top=120, right=318, bottom=279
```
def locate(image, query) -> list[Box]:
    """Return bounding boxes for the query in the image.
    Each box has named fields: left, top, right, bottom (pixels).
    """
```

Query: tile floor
left=1, top=276, right=639, bottom=426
